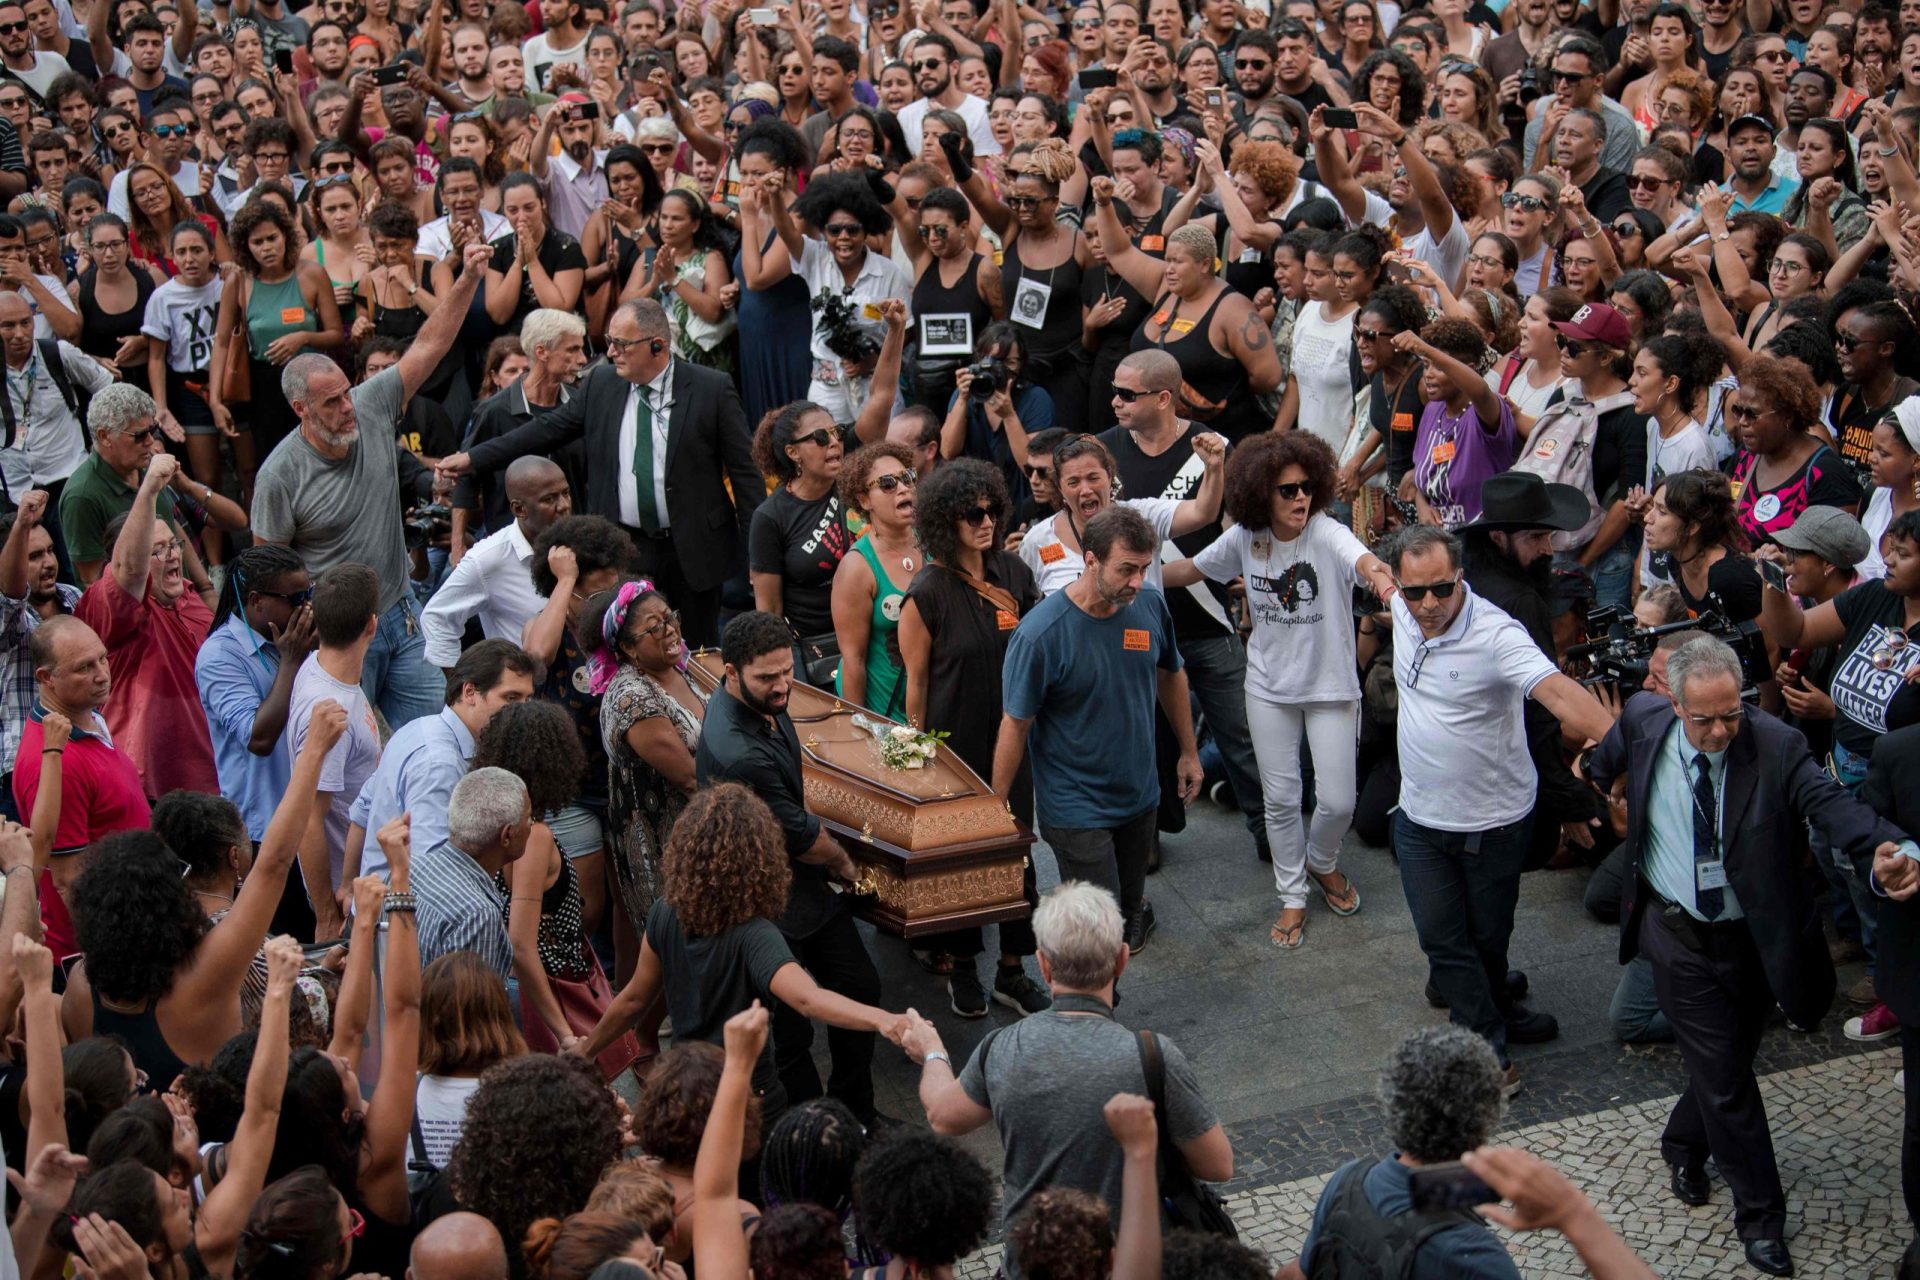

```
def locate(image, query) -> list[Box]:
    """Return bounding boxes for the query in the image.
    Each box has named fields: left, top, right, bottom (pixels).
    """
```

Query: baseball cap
left=1727, top=112, right=1776, bottom=137
left=1772, top=505, right=1871, bottom=568
left=1551, top=302, right=1632, bottom=351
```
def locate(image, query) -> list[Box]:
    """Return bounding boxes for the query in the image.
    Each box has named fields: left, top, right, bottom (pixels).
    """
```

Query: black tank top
left=911, top=252, right=991, bottom=344
left=77, top=266, right=155, bottom=365
left=1218, top=218, right=1273, bottom=301
left=1130, top=287, right=1261, bottom=441
left=90, top=985, right=190, bottom=1093
left=1000, top=232, right=1084, bottom=359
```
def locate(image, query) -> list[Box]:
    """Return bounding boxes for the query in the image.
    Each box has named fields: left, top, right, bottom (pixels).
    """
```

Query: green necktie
left=630, top=386, right=662, bottom=534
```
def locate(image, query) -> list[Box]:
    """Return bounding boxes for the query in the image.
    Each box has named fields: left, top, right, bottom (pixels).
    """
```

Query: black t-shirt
left=644, top=898, right=795, bottom=1102
left=748, top=485, right=852, bottom=637
left=1831, top=380, right=1915, bottom=495
left=1670, top=552, right=1764, bottom=623
left=1590, top=402, right=1648, bottom=506
left=1829, top=579, right=1920, bottom=756
left=397, top=397, right=457, bottom=461
left=1096, top=424, right=1231, bottom=638
left=1371, top=362, right=1426, bottom=485
left=1580, top=167, right=1634, bottom=222
left=487, top=227, right=586, bottom=332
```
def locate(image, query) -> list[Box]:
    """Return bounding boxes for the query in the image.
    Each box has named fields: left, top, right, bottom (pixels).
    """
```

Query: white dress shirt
left=418, top=519, right=545, bottom=666
left=616, top=361, right=674, bottom=529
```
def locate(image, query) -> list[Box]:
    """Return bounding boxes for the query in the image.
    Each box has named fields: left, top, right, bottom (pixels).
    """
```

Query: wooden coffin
left=685, top=651, right=1034, bottom=938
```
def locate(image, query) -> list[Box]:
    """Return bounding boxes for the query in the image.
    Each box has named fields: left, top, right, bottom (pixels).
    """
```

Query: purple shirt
left=1413, top=398, right=1519, bottom=528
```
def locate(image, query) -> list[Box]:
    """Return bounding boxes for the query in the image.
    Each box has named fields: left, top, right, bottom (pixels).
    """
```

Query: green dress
left=837, top=534, right=907, bottom=719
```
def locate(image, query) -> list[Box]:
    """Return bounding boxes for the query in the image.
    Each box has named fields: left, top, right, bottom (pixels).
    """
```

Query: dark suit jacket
left=463, top=360, right=765, bottom=592
left=1862, top=725, right=1920, bottom=1026
left=1588, top=691, right=1907, bottom=1028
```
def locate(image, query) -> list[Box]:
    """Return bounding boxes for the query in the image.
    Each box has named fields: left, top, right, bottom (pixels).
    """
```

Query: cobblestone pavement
left=957, top=1048, right=1906, bottom=1278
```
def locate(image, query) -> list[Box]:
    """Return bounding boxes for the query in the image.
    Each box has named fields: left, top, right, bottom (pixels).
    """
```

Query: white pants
left=1247, top=694, right=1359, bottom=909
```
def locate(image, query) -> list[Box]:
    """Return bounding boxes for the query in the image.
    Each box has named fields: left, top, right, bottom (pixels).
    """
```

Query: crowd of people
left=0, top=0, right=1916, bottom=1270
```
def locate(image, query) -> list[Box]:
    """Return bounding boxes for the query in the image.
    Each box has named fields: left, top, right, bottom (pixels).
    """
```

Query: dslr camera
left=966, top=357, right=1011, bottom=400
left=404, top=503, right=451, bottom=551
left=1566, top=604, right=1771, bottom=698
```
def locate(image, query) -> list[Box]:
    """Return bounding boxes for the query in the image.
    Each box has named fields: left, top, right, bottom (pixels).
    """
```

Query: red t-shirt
left=13, top=710, right=153, bottom=960
left=76, top=573, right=218, bottom=799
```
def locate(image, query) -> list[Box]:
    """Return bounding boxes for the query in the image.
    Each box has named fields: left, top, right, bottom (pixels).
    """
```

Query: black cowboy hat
left=1460, top=472, right=1589, bottom=533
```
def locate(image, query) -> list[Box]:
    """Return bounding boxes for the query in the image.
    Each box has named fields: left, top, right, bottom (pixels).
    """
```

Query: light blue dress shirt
left=348, top=705, right=475, bottom=880
left=194, top=613, right=293, bottom=841
left=1642, top=723, right=1742, bottom=923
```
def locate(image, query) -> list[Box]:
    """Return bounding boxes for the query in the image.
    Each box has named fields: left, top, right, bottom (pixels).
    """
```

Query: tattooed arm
left=1223, top=296, right=1282, bottom=395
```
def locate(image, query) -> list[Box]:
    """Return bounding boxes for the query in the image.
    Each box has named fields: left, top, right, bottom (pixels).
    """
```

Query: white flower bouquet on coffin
left=852, top=714, right=949, bottom=771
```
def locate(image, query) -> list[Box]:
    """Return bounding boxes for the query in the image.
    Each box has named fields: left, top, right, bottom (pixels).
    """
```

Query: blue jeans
left=360, top=595, right=444, bottom=730
left=1393, top=811, right=1531, bottom=1064
left=1610, top=955, right=1674, bottom=1043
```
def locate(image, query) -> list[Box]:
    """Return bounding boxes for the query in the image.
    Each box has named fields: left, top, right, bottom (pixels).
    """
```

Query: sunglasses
left=1398, top=579, right=1458, bottom=602
left=1071, top=15, right=1103, bottom=26
left=151, top=123, right=191, bottom=137
left=871, top=2, right=899, bottom=14
left=823, top=222, right=864, bottom=238
left=318, top=159, right=355, bottom=173
left=1723, top=400, right=1769, bottom=422
left=869, top=469, right=917, bottom=492
left=1499, top=193, right=1549, bottom=211
left=1023, top=462, right=1051, bottom=477
left=0, top=20, right=27, bottom=32
left=1355, top=326, right=1389, bottom=342
left=792, top=427, right=837, bottom=447
left=1274, top=481, right=1315, bottom=499
left=913, top=59, right=945, bottom=71
left=128, top=425, right=165, bottom=445
left=1006, top=194, right=1047, bottom=208
left=1610, top=220, right=1642, bottom=238
left=1112, top=385, right=1158, bottom=402
left=640, top=142, right=676, bottom=154
left=918, top=223, right=953, bottom=239
left=1235, top=58, right=1270, bottom=69
left=960, top=504, right=994, bottom=526
left=1834, top=330, right=1870, bottom=351
left=1623, top=173, right=1669, bottom=190
left=1550, top=68, right=1590, bottom=82
left=256, top=585, right=316, bottom=606
left=1555, top=335, right=1590, bottom=357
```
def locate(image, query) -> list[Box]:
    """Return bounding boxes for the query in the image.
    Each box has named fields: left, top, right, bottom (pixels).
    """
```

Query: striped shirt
left=414, top=840, right=514, bottom=980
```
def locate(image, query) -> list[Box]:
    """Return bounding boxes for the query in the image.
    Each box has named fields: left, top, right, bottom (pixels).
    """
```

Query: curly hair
left=530, top=516, right=636, bottom=598
left=851, top=1133, right=994, bottom=1265
left=471, top=699, right=588, bottom=816
left=1223, top=431, right=1338, bottom=529
left=1226, top=139, right=1301, bottom=208
left=229, top=196, right=300, bottom=277
left=585, top=1162, right=677, bottom=1239
left=914, top=458, right=1011, bottom=567
left=150, top=790, right=248, bottom=884
left=1353, top=48, right=1425, bottom=127
left=420, top=951, right=529, bottom=1075
left=791, top=170, right=892, bottom=237
left=366, top=199, right=419, bottom=243
left=1163, top=1230, right=1273, bottom=1280
left=1382, top=1025, right=1506, bottom=1163
left=638, top=1041, right=763, bottom=1169
left=1726, top=210, right=1784, bottom=278
left=1332, top=223, right=1392, bottom=281
left=1007, top=1186, right=1112, bottom=1280
left=1737, top=352, right=1823, bottom=428
left=1762, top=320, right=1842, bottom=388
left=448, top=1054, right=623, bottom=1265
left=1640, top=331, right=1722, bottom=410
left=761, top=1098, right=866, bottom=1216
left=1422, top=315, right=1488, bottom=370
left=1360, top=282, right=1426, bottom=338
left=1655, top=468, right=1745, bottom=554
left=749, top=1203, right=845, bottom=1280
left=662, top=782, right=791, bottom=936
left=521, top=1212, right=650, bottom=1280
left=735, top=116, right=812, bottom=175
left=752, top=400, right=835, bottom=482
left=837, top=440, right=918, bottom=518
left=71, top=831, right=210, bottom=1006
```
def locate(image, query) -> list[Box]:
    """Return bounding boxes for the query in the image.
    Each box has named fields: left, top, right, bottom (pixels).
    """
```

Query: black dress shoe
left=1503, top=1007, right=1559, bottom=1044
left=1667, top=1162, right=1711, bottom=1206
left=1744, top=1238, right=1793, bottom=1276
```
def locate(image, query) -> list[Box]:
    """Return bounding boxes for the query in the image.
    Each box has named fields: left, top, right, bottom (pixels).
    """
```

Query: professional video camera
left=1565, top=604, right=1771, bottom=699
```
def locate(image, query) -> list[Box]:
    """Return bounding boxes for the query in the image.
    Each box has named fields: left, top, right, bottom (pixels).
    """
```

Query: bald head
left=1116, top=349, right=1181, bottom=394
left=407, top=1213, right=507, bottom=1280
left=503, top=457, right=572, bottom=538
left=0, top=293, right=28, bottom=323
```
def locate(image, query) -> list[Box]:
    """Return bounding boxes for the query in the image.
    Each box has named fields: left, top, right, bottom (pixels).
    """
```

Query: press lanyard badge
left=1010, top=274, right=1051, bottom=329
left=1696, top=860, right=1729, bottom=892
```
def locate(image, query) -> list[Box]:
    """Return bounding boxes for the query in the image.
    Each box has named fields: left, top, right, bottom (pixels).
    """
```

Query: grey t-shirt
left=957, top=1010, right=1217, bottom=1234
left=250, top=368, right=411, bottom=612
left=288, top=653, right=382, bottom=885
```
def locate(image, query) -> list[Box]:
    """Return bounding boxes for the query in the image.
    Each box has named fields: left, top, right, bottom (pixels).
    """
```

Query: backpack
left=1508, top=388, right=1634, bottom=551
left=1305, top=1158, right=1488, bottom=1280
left=0, top=339, right=95, bottom=453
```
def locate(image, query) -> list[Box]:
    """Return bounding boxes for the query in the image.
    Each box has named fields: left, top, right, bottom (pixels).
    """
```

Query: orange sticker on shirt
left=1138, top=234, right=1165, bottom=251
left=1391, top=412, right=1415, bottom=433
left=995, top=609, right=1019, bottom=631
left=1429, top=440, right=1457, bottom=465
left=279, top=307, right=307, bottom=324
left=1166, top=318, right=1196, bottom=336
left=1038, top=543, right=1066, bottom=563
left=1123, top=628, right=1151, bottom=651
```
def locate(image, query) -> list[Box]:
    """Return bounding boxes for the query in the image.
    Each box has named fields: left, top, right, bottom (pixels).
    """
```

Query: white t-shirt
left=1290, top=300, right=1356, bottom=450
left=1392, top=585, right=1559, bottom=832
left=1193, top=515, right=1370, bottom=704
left=141, top=276, right=223, bottom=372
left=1645, top=416, right=1715, bottom=488
left=1503, top=360, right=1566, bottom=423
left=413, top=1074, right=481, bottom=1170
left=1357, top=190, right=1469, bottom=288
left=5, top=50, right=70, bottom=100
left=289, top=655, right=383, bottom=885
left=1859, top=486, right=1894, bottom=581
left=794, top=239, right=911, bottom=365
left=1018, top=497, right=1178, bottom=596
left=521, top=28, right=589, bottom=87
left=895, top=91, right=1002, bottom=156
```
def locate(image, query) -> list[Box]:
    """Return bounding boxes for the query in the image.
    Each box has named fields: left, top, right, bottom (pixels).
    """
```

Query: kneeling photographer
left=940, top=322, right=1055, bottom=509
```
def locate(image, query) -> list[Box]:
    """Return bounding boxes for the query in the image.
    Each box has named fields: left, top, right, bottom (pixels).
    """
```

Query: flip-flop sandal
left=1270, top=913, right=1307, bottom=950
left=1313, top=872, right=1361, bottom=916
left=912, top=949, right=956, bottom=976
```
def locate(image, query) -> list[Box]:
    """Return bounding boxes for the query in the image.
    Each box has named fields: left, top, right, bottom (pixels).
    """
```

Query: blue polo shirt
left=1725, top=173, right=1798, bottom=216
left=194, top=612, right=292, bottom=841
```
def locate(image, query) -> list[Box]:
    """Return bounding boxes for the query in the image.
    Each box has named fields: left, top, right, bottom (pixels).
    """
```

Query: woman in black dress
left=896, top=459, right=1050, bottom=1018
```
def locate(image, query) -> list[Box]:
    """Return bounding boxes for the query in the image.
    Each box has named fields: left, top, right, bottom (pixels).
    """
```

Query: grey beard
left=320, top=427, right=359, bottom=449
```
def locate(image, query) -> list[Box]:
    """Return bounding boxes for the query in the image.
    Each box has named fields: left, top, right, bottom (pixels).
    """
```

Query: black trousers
left=1640, top=905, right=1785, bottom=1241
left=1904, top=1029, right=1920, bottom=1234
left=772, top=906, right=881, bottom=1121
left=624, top=526, right=721, bottom=649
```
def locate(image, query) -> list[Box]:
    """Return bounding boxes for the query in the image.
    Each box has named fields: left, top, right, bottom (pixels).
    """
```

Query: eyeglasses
left=605, top=334, right=655, bottom=354
left=960, top=504, right=994, bottom=526
left=255, top=585, right=315, bottom=605
left=1398, top=578, right=1458, bottom=603
left=1111, top=385, right=1158, bottom=402
left=150, top=537, right=183, bottom=560
left=639, top=608, right=683, bottom=639
left=1500, top=193, right=1550, bottom=211
left=1466, top=253, right=1505, bottom=270
left=823, top=222, right=863, bottom=238
left=1723, top=400, right=1770, bottom=422
left=89, top=237, right=127, bottom=251
left=792, top=427, right=837, bottom=447
left=151, top=123, right=191, bottom=137
left=1624, top=173, right=1669, bottom=190
left=1682, top=709, right=1744, bottom=727
left=869, top=469, right=917, bottom=493
left=1610, top=220, right=1642, bottom=238
left=1769, top=257, right=1807, bottom=276
left=1274, top=481, right=1315, bottom=499
left=253, top=150, right=290, bottom=162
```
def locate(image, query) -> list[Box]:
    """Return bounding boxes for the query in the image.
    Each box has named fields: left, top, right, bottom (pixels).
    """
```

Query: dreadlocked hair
left=1019, top=137, right=1079, bottom=184
left=210, top=543, right=306, bottom=636
left=759, top=1097, right=867, bottom=1220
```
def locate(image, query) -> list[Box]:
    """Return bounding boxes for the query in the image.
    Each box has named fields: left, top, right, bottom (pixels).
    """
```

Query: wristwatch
left=1712, top=230, right=1732, bottom=243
